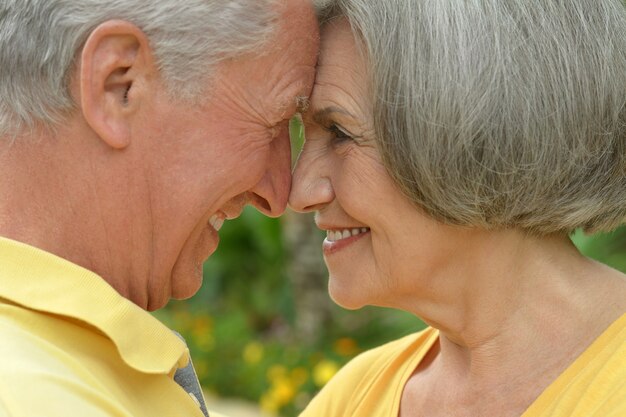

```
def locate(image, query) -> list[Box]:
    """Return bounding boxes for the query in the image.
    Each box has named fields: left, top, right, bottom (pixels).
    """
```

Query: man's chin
left=144, top=268, right=204, bottom=311
left=171, top=284, right=202, bottom=301
left=171, top=266, right=205, bottom=299
left=146, top=299, right=167, bottom=312
left=169, top=233, right=213, bottom=291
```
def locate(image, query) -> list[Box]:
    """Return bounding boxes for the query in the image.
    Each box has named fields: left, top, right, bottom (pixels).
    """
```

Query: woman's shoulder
left=300, top=327, right=438, bottom=417
left=345, top=326, right=437, bottom=374
left=523, top=313, right=626, bottom=417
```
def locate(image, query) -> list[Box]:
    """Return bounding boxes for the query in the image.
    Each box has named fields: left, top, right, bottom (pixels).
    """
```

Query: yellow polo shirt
left=0, top=237, right=212, bottom=417
left=301, top=315, right=626, bottom=417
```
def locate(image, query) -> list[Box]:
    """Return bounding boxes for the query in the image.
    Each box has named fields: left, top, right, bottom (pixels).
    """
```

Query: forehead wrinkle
left=275, top=95, right=302, bottom=121
left=268, top=55, right=317, bottom=116
left=271, top=95, right=310, bottom=123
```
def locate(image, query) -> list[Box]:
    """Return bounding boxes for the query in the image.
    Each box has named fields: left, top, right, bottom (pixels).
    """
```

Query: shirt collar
left=0, top=236, right=188, bottom=374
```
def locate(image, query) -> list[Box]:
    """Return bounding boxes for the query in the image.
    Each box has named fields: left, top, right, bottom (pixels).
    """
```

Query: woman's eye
left=326, top=123, right=353, bottom=144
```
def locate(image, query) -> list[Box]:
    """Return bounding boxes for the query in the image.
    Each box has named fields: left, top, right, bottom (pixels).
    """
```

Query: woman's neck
left=411, top=231, right=625, bottom=391
left=400, top=231, right=625, bottom=416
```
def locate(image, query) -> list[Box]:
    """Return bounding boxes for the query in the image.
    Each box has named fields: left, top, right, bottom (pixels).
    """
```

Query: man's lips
left=208, top=200, right=246, bottom=232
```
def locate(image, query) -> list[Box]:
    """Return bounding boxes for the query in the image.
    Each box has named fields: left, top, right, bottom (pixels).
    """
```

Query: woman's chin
left=328, top=280, right=368, bottom=310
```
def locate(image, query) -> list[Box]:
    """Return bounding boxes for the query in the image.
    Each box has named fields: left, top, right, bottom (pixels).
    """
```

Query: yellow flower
left=266, top=364, right=287, bottom=382
left=290, top=367, right=309, bottom=387
left=189, top=316, right=214, bottom=352
left=260, top=392, right=280, bottom=414
left=191, top=316, right=213, bottom=340
left=243, top=342, right=264, bottom=365
left=271, top=377, right=296, bottom=405
left=312, top=360, right=339, bottom=387
left=333, top=337, right=359, bottom=356
left=260, top=375, right=297, bottom=414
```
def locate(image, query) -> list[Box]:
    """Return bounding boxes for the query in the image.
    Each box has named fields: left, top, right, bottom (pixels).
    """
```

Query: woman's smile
left=322, top=227, right=371, bottom=255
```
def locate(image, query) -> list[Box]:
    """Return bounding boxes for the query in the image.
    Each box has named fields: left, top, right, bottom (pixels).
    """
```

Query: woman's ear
left=78, top=20, right=153, bottom=150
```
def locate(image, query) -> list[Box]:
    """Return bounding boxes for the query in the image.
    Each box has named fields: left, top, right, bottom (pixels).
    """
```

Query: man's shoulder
left=0, top=300, right=203, bottom=417
left=0, top=301, right=112, bottom=416
left=0, top=299, right=86, bottom=374
left=0, top=297, right=115, bottom=392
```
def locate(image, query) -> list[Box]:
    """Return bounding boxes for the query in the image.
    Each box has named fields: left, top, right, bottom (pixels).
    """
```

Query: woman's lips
left=322, top=227, right=370, bottom=255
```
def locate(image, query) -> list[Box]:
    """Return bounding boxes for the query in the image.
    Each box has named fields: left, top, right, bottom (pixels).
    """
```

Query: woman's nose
left=289, top=142, right=334, bottom=213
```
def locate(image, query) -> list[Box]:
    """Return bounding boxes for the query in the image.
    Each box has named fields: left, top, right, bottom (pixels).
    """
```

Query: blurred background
left=153, top=121, right=626, bottom=417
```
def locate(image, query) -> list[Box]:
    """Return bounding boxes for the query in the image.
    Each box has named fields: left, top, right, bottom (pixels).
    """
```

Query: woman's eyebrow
left=310, top=106, right=356, bottom=125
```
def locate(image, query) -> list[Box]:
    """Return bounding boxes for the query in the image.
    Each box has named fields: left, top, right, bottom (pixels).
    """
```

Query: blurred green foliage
left=571, top=227, right=626, bottom=273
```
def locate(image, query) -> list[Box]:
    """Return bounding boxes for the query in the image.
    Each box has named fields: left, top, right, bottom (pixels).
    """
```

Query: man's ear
left=79, top=20, right=153, bottom=150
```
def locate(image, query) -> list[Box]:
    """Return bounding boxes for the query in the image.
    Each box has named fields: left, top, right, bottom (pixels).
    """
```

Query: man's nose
left=248, top=130, right=292, bottom=217
left=288, top=141, right=334, bottom=213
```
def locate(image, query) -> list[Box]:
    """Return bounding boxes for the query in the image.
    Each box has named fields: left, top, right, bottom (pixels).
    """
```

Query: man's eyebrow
left=311, top=106, right=356, bottom=125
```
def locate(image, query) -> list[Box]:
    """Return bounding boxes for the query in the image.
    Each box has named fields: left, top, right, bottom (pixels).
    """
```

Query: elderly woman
left=290, top=1, right=626, bottom=416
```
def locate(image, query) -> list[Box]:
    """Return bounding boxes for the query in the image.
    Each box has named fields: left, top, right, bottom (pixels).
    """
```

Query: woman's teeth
left=209, top=214, right=225, bottom=231
left=326, top=228, right=369, bottom=242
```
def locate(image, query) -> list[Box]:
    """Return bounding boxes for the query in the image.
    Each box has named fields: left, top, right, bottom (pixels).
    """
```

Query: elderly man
left=0, top=0, right=318, bottom=416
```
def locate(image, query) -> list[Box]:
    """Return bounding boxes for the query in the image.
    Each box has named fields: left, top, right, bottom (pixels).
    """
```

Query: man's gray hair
left=317, top=0, right=626, bottom=235
left=0, top=0, right=279, bottom=136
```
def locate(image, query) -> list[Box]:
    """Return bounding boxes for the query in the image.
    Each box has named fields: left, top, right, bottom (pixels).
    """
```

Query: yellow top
left=0, top=237, right=209, bottom=417
left=301, top=315, right=626, bottom=417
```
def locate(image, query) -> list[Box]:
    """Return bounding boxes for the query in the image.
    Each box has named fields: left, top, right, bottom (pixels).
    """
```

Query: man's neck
left=0, top=126, right=146, bottom=304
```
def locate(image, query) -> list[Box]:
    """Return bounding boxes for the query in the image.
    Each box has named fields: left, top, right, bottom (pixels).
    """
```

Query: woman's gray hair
left=317, top=0, right=626, bottom=234
left=0, top=0, right=279, bottom=136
